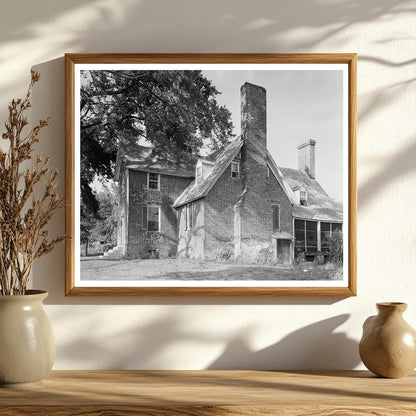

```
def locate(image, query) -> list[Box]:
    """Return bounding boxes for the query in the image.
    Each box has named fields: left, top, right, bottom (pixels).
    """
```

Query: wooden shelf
left=1, top=370, right=415, bottom=415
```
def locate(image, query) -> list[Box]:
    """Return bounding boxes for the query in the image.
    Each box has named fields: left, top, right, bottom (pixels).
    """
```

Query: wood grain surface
left=1, top=370, right=415, bottom=415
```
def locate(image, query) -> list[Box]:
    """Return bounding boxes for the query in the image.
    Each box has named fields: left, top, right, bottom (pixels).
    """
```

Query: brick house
left=113, top=142, right=195, bottom=259
left=112, top=82, right=342, bottom=265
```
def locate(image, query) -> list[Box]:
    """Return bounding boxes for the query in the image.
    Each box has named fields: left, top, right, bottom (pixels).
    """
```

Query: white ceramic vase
left=0, top=290, right=55, bottom=387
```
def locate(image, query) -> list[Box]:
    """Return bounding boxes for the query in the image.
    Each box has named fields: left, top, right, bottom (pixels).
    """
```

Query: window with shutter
left=142, top=205, right=159, bottom=231
left=147, top=206, right=160, bottom=231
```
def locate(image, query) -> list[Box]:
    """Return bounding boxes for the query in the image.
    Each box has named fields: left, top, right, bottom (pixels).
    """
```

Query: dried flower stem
left=0, top=71, right=65, bottom=295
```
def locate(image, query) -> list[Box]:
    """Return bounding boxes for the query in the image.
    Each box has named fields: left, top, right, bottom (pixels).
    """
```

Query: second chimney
left=297, top=139, right=316, bottom=179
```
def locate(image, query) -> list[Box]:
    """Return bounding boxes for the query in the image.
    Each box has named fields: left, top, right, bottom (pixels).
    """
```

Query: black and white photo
left=65, top=54, right=356, bottom=296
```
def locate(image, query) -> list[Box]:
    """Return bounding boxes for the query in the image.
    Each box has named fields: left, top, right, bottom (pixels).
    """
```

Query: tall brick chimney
left=297, top=139, right=316, bottom=179
left=235, top=82, right=270, bottom=261
left=241, top=82, right=267, bottom=162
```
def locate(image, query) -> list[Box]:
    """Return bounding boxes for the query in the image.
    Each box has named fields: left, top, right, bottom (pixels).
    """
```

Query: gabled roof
left=114, top=140, right=196, bottom=182
left=266, top=151, right=297, bottom=205
left=115, top=134, right=342, bottom=223
left=279, top=167, right=343, bottom=222
left=173, top=136, right=243, bottom=208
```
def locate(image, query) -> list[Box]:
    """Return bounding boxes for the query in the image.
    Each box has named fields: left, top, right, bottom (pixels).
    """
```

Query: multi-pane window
left=295, top=220, right=317, bottom=252
left=142, top=205, right=160, bottom=231
left=272, top=204, right=280, bottom=232
left=147, top=172, right=159, bottom=190
left=231, top=161, right=240, bottom=178
left=296, top=220, right=343, bottom=255
left=321, top=222, right=343, bottom=250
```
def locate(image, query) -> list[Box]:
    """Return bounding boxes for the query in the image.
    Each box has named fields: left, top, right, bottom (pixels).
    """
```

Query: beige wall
left=1, top=0, right=415, bottom=370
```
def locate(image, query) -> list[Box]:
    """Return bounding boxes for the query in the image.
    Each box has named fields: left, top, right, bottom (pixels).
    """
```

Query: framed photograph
left=65, top=53, right=356, bottom=296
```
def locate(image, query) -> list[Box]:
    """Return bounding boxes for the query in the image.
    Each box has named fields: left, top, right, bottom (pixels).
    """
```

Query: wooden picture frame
left=65, top=53, right=356, bottom=296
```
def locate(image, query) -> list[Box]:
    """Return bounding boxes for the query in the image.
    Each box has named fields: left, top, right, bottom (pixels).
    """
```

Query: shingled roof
left=173, top=136, right=243, bottom=208
left=172, top=135, right=342, bottom=222
left=115, top=135, right=342, bottom=223
left=279, top=167, right=343, bottom=222
left=266, top=151, right=297, bottom=205
left=114, top=140, right=196, bottom=182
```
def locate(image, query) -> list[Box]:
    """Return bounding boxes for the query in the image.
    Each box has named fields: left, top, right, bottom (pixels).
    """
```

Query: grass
left=80, top=258, right=343, bottom=281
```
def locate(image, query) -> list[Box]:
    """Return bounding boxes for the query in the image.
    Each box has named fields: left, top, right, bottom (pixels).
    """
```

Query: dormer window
left=147, top=172, right=159, bottom=190
left=196, top=159, right=214, bottom=183
left=300, top=190, right=307, bottom=206
left=231, top=161, right=240, bottom=178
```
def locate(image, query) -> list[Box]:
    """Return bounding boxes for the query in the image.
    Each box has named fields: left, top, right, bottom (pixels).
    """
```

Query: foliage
left=80, top=70, right=234, bottom=215
left=91, top=182, right=119, bottom=246
left=80, top=203, right=95, bottom=256
left=0, top=71, right=65, bottom=295
left=294, top=250, right=306, bottom=265
left=215, top=244, right=233, bottom=262
left=95, top=181, right=119, bottom=245
left=255, top=247, right=274, bottom=265
left=81, top=181, right=119, bottom=256
left=328, top=230, right=343, bottom=265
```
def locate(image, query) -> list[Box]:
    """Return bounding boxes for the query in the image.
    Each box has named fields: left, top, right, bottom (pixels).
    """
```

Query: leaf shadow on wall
left=52, top=309, right=225, bottom=369
left=0, top=0, right=414, bottom=99
left=52, top=309, right=359, bottom=370
left=208, top=315, right=360, bottom=370
left=358, top=138, right=416, bottom=210
left=26, top=0, right=416, bottom=306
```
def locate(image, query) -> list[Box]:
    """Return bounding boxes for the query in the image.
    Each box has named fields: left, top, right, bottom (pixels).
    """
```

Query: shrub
left=328, top=231, right=343, bottom=265
left=255, top=247, right=274, bottom=265
left=294, top=251, right=306, bottom=265
left=215, top=245, right=232, bottom=261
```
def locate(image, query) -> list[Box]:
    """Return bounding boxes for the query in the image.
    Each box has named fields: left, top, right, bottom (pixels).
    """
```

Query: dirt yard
left=80, top=258, right=342, bottom=281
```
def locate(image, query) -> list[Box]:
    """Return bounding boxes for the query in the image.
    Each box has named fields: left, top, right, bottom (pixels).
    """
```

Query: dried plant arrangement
left=0, top=71, right=65, bottom=295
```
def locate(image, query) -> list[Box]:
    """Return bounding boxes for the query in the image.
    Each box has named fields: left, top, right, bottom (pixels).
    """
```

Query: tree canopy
left=80, top=70, right=234, bottom=217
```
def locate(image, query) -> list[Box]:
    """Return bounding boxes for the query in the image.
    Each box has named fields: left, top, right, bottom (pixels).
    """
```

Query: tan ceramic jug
left=359, top=302, right=416, bottom=378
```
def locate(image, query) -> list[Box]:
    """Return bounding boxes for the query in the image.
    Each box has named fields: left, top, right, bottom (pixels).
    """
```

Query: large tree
left=80, top=70, right=234, bottom=216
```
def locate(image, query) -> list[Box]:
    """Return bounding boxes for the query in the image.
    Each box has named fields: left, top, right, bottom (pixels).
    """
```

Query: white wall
left=1, top=0, right=415, bottom=370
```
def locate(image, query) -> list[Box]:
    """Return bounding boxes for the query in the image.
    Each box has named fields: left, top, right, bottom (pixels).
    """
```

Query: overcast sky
left=202, top=69, right=345, bottom=203
left=81, top=66, right=345, bottom=202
